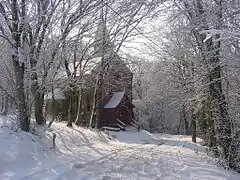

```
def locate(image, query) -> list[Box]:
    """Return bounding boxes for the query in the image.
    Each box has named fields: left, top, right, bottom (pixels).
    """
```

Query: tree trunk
left=182, top=105, right=189, bottom=135
left=30, top=53, right=45, bottom=125
left=34, top=91, right=45, bottom=125
left=67, top=90, right=74, bottom=127
left=48, top=85, right=56, bottom=128
left=177, top=113, right=182, bottom=135
left=179, top=104, right=189, bottom=134
left=1, top=95, right=9, bottom=116
left=75, top=88, right=82, bottom=125
left=207, top=0, right=232, bottom=164
left=95, top=74, right=103, bottom=129
left=0, top=95, right=4, bottom=112
left=148, top=117, right=155, bottom=133
left=191, top=112, right=197, bottom=143
left=12, top=57, right=29, bottom=132
left=89, top=78, right=98, bottom=128
left=209, top=65, right=232, bottom=164
left=31, top=82, right=45, bottom=125
left=11, top=0, right=29, bottom=131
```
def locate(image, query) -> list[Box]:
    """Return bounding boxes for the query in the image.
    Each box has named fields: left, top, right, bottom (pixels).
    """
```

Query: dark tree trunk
left=0, top=95, right=4, bottom=112
left=31, top=81, right=45, bottom=125
left=183, top=105, right=189, bottom=135
left=179, top=104, right=189, bottom=135
left=34, top=91, right=45, bottom=125
left=191, top=112, right=197, bottom=143
left=148, top=117, right=154, bottom=133
left=67, top=90, right=74, bottom=127
left=12, top=57, right=29, bottom=131
left=11, top=0, right=29, bottom=131
left=48, top=85, right=56, bottom=128
left=177, top=113, right=182, bottom=135
left=209, top=65, right=232, bottom=164
left=30, top=54, right=45, bottom=125
left=206, top=0, right=232, bottom=163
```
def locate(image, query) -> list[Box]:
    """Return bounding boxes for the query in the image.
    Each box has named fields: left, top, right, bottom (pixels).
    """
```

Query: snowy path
left=22, top=144, right=142, bottom=180
left=0, top=117, right=240, bottom=180
left=58, top=143, right=238, bottom=180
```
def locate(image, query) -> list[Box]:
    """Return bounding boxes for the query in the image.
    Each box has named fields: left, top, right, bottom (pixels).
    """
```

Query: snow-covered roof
left=55, top=57, right=102, bottom=79
left=104, top=92, right=125, bottom=109
left=44, top=88, right=66, bottom=100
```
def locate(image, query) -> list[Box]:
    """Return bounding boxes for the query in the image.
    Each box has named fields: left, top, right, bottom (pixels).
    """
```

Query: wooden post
left=53, top=133, right=56, bottom=149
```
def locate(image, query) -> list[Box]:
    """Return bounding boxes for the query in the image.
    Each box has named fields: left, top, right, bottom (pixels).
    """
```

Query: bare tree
left=0, top=0, right=30, bottom=131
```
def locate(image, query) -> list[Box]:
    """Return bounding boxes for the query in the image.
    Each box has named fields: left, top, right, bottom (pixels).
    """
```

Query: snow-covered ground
left=0, top=116, right=239, bottom=180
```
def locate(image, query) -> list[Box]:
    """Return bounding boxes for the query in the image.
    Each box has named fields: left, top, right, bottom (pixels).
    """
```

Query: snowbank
left=0, top=117, right=110, bottom=180
left=108, top=130, right=207, bottom=153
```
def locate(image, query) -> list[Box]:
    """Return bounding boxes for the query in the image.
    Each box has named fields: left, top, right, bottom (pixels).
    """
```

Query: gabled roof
left=104, top=92, right=125, bottom=108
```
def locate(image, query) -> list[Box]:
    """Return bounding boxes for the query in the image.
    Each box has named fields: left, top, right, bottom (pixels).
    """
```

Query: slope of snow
left=0, top=116, right=239, bottom=180
left=0, top=117, right=110, bottom=180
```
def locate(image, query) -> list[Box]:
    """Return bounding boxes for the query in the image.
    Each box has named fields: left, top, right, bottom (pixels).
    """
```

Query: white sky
left=119, top=16, right=169, bottom=60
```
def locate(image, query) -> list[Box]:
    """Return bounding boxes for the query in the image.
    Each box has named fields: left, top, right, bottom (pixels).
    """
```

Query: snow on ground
left=0, top=116, right=240, bottom=180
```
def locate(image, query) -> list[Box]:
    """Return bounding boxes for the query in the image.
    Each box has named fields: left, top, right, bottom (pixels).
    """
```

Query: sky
left=119, top=16, right=169, bottom=60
